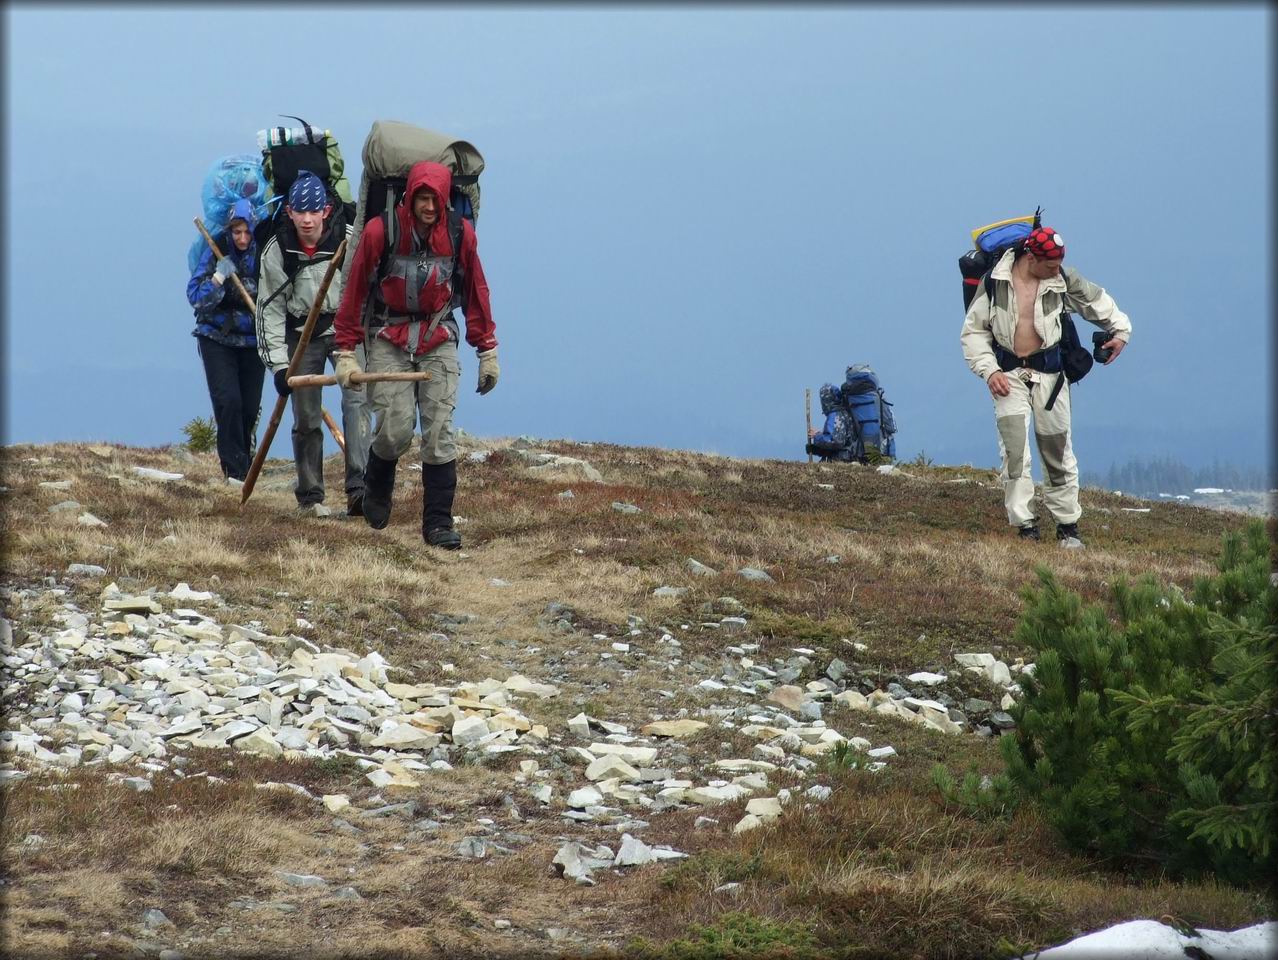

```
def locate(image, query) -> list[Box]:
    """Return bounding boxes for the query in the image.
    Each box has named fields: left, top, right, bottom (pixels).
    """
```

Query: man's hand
left=1099, top=338, right=1126, bottom=365
left=214, top=257, right=237, bottom=280
left=334, top=351, right=362, bottom=390
left=273, top=368, right=293, bottom=398
left=476, top=349, right=499, bottom=395
left=987, top=371, right=1011, bottom=397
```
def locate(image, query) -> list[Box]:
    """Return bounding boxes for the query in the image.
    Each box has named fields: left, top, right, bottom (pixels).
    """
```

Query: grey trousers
left=992, top=369, right=1080, bottom=526
left=366, top=336, right=460, bottom=465
left=285, top=330, right=371, bottom=504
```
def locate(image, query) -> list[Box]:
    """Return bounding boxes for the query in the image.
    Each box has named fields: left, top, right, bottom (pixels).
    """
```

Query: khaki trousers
left=992, top=370, right=1081, bottom=526
left=366, top=336, right=460, bottom=465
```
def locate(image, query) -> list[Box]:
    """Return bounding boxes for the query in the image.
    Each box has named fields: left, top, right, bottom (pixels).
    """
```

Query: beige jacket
left=960, top=249, right=1132, bottom=382
left=255, top=221, right=353, bottom=372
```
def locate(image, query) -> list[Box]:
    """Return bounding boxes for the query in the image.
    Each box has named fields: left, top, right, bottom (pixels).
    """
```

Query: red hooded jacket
left=334, top=161, right=496, bottom=355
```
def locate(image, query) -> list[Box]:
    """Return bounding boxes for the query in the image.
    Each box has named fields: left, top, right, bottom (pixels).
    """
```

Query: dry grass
left=0, top=438, right=1267, bottom=959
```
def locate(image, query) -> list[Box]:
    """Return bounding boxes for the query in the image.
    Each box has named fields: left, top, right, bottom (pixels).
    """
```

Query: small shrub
left=628, top=912, right=820, bottom=960
left=182, top=416, right=217, bottom=453
left=661, top=850, right=764, bottom=893
left=999, top=521, right=1275, bottom=885
left=930, top=764, right=1019, bottom=820
left=827, top=741, right=871, bottom=772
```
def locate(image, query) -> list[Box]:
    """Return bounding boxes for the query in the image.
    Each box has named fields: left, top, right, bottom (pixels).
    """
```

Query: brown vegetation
left=0, top=439, right=1266, bottom=959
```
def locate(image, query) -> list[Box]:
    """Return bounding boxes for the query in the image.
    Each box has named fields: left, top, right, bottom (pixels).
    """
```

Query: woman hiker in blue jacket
left=186, top=198, right=265, bottom=483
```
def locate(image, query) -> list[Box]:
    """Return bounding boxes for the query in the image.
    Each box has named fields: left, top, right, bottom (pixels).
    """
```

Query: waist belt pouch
left=287, top=312, right=335, bottom=337
left=995, top=343, right=1062, bottom=374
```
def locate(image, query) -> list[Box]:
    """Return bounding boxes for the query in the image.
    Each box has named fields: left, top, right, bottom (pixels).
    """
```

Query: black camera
left=1092, top=331, right=1114, bottom=363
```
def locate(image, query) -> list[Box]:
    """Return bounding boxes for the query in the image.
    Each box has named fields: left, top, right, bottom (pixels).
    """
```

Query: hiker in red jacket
left=332, top=161, right=497, bottom=549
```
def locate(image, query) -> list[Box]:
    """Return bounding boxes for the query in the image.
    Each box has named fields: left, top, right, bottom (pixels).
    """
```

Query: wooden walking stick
left=321, top=409, right=346, bottom=455
left=239, top=238, right=348, bottom=507
left=288, top=371, right=433, bottom=388
left=805, top=388, right=813, bottom=464
left=195, top=217, right=347, bottom=452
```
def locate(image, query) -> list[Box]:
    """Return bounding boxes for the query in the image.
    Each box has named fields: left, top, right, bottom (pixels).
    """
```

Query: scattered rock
left=737, top=567, right=773, bottom=582
left=66, top=563, right=107, bottom=577
left=142, top=909, right=174, bottom=930
left=279, top=872, right=328, bottom=888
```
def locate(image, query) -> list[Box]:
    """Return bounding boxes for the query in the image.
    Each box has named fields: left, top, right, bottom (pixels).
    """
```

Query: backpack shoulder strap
left=378, top=208, right=399, bottom=280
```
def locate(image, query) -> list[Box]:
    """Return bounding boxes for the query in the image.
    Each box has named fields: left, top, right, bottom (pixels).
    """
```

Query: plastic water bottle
left=256, top=125, right=328, bottom=151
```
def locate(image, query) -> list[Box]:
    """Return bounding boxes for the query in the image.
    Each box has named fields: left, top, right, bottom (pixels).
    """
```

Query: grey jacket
left=961, top=249, right=1132, bottom=382
left=255, top=221, right=353, bottom=372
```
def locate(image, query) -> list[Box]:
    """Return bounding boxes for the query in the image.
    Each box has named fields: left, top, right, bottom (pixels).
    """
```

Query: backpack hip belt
left=288, top=311, right=335, bottom=338
left=994, top=342, right=1062, bottom=375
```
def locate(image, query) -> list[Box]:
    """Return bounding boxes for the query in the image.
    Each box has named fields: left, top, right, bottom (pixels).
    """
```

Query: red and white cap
left=1025, top=226, right=1065, bottom=260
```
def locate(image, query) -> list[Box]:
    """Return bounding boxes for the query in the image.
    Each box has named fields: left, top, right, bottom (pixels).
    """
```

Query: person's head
left=402, top=162, right=452, bottom=241
left=1021, top=226, right=1065, bottom=279
left=226, top=198, right=257, bottom=253
left=411, top=186, right=440, bottom=231
left=228, top=218, right=252, bottom=252
left=819, top=383, right=840, bottom=415
left=285, top=170, right=331, bottom=244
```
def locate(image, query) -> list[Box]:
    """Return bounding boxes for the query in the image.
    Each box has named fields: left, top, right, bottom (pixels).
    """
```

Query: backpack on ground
left=841, top=365, right=896, bottom=462
left=352, top=119, right=484, bottom=324
left=960, top=208, right=1094, bottom=410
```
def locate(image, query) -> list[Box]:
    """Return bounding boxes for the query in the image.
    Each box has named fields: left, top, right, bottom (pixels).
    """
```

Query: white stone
left=234, top=728, right=282, bottom=758
left=985, top=660, right=1013, bottom=687
left=906, top=671, right=947, bottom=686
left=568, top=785, right=604, bottom=809
left=953, top=652, right=995, bottom=669
left=133, top=467, right=184, bottom=482
left=451, top=715, right=490, bottom=747
left=586, top=754, right=641, bottom=782
left=745, top=797, right=782, bottom=818
left=587, top=743, right=657, bottom=766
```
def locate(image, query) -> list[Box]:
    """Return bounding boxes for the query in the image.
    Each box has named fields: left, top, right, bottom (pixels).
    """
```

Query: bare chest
left=1011, top=274, right=1043, bottom=355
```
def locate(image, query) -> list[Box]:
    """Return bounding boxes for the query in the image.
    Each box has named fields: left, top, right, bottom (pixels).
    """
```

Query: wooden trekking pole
left=288, top=371, right=433, bottom=388
left=239, top=238, right=348, bottom=507
left=321, top=409, right=346, bottom=455
left=195, top=217, right=346, bottom=452
left=805, top=388, right=813, bottom=464
left=194, top=217, right=258, bottom=316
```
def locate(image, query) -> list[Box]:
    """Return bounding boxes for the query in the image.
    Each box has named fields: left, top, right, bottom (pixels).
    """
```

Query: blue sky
left=4, top=5, right=1271, bottom=478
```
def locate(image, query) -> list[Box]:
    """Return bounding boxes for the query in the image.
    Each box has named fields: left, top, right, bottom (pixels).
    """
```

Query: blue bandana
left=288, top=170, right=327, bottom=212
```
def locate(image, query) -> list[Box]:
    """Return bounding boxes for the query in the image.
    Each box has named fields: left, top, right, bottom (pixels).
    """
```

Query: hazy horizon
left=4, top=5, right=1271, bottom=478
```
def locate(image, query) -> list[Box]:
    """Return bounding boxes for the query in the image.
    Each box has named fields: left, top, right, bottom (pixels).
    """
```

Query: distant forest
left=1083, top=456, right=1273, bottom=496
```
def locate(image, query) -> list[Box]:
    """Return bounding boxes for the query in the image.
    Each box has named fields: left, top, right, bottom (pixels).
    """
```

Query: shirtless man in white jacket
left=960, top=226, right=1131, bottom=546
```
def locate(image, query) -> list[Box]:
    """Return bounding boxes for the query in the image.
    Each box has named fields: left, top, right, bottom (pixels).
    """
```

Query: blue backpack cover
left=842, top=365, right=896, bottom=461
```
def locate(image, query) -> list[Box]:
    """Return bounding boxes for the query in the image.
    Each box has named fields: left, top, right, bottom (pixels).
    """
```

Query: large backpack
left=959, top=209, right=1040, bottom=311
left=352, top=119, right=484, bottom=326
left=187, top=154, right=271, bottom=273
left=252, top=118, right=356, bottom=306
left=960, top=208, right=1094, bottom=410
left=841, top=365, right=896, bottom=462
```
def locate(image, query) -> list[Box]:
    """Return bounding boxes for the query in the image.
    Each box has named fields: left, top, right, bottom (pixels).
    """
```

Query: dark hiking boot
left=422, top=459, right=461, bottom=550
left=1056, top=522, right=1084, bottom=548
left=362, top=452, right=398, bottom=530
left=1017, top=520, right=1041, bottom=541
left=346, top=491, right=364, bottom=518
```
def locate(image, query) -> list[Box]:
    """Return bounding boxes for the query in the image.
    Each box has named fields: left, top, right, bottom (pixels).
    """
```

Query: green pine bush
left=182, top=416, right=217, bottom=454
left=997, top=521, right=1275, bottom=885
